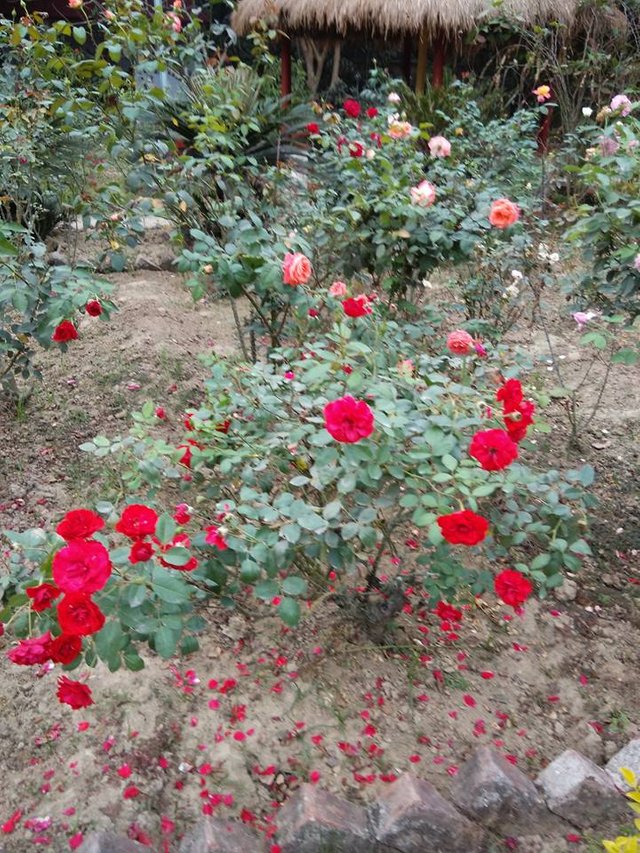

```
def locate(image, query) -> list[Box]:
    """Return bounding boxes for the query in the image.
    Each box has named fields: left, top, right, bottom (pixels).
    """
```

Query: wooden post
left=280, top=35, right=292, bottom=101
left=432, top=30, right=445, bottom=89
left=415, top=24, right=428, bottom=96
left=402, top=34, right=412, bottom=85
left=537, top=105, right=554, bottom=155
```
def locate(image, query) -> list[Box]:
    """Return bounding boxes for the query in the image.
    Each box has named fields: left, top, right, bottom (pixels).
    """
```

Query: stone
left=606, top=739, right=640, bottom=792
left=47, top=250, right=69, bottom=266
left=78, top=833, right=146, bottom=853
left=134, top=244, right=176, bottom=271
left=450, top=746, right=548, bottom=832
left=554, top=578, right=578, bottom=603
left=372, top=773, right=485, bottom=853
left=536, top=749, right=626, bottom=828
left=178, top=819, right=262, bottom=852
left=276, top=783, right=372, bottom=853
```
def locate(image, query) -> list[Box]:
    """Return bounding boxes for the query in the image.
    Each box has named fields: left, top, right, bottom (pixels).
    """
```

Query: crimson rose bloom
left=437, top=510, right=489, bottom=546
left=496, top=378, right=523, bottom=413
left=57, top=676, right=94, bottom=710
left=366, top=107, right=378, bottom=118
left=49, top=634, right=82, bottom=665
left=129, top=540, right=155, bottom=564
left=115, top=504, right=158, bottom=539
left=343, top=98, right=361, bottom=118
left=52, top=320, right=78, bottom=343
left=504, top=400, right=535, bottom=442
left=342, top=295, right=372, bottom=318
left=306, top=122, right=320, bottom=134
left=158, top=533, right=199, bottom=571
left=6, top=631, right=52, bottom=665
left=205, top=525, right=228, bottom=550
left=57, top=593, right=105, bottom=636
left=324, top=395, right=374, bottom=443
left=469, top=429, right=518, bottom=471
left=85, top=299, right=102, bottom=317
left=26, top=582, right=61, bottom=612
left=494, top=569, right=533, bottom=608
left=53, top=540, right=112, bottom=594
left=435, top=601, right=462, bottom=622
left=56, top=509, right=105, bottom=541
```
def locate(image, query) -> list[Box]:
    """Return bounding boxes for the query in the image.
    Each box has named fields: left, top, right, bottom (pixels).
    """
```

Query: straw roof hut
left=232, top=0, right=578, bottom=38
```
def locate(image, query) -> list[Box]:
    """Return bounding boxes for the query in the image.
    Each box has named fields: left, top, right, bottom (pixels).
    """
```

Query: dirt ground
left=0, top=264, right=639, bottom=852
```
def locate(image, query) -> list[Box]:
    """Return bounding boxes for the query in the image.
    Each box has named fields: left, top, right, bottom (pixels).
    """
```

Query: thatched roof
left=231, top=0, right=579, bottom=37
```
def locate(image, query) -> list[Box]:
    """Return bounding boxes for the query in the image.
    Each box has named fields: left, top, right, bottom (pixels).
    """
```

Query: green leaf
left=154, top=626, right=180, bottom=659
left=254, top=579, right=279, bottom=600
left=278, top=597, right=301, bottom=627
left=94, top=621, right=126, bottom=661
left=123, top=650, right=145, bottom=671
left=281, top=576, right=308, bottom=597
left=150, top=566, right=189, bottom=604
left=156, top=513, right=177, bottom=545
left=72, top=25, right=87, bottom=44
left=569, top=539, right=592, bottom=556
left=281, top=523, right=301, bottom=544
left=161, top=547, right=192, bottom=567
left=0, top=235, right=18, bottom=255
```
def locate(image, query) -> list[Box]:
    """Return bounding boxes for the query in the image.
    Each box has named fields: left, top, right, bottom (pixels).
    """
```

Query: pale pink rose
left=104, top=8, right=115, bottom=18
left=68, top=0, right=83, bottom=7
left=428, top=135, right=451, bottom=158
left=599, top=135, right=619, bottom=157
left=166, top=11, right=182, bottom=31
left=634, top=254, right=640, bottom=272
left=611, top=94, right=632, bottom=117
left=329, top=280, right=347, bottom=297
left=410, top=180, right=436, bottom=208
left=397, top=359, right=414, bottom=377
left=388, top=92, right=401, bottom=104
left=572, top=311, right=596, bottom=331
left=447, top=329, right=474, bottom=355
left=388, top=120, right=413, bottom=139
left=283, top=252, right=312, bottom=286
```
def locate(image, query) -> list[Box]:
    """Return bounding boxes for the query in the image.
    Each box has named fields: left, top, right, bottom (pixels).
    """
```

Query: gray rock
left=277, top=783, right=372, bottom=853
left=606, top=738, right=640, bottom=792
left=47, top=250, right=69, bottom=266
left=78, top=834, right=146, bottom=853
left=554, top=578, right=578, bottom=603
left=134, top=245, right=175, bottom=271
left=179, top=820, right=262, bottom=852
left=372, top=773, right=485, bottom=853
left=450, top=746, right=549, bottom=832
left=536, top=749, right=626, bottom=828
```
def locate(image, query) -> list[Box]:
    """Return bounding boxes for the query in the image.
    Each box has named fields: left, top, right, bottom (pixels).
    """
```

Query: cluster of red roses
left=496, top=378, right=535, bottom=443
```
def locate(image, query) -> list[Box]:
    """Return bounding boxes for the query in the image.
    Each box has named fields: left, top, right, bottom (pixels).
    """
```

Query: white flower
left=511, top=270, right=523, bottom=280
left=388, top=92, right=401, bottom=104
left=548, top=252, right=560, bottom=264
left=582, top=107, right=593, bottom=118
left=421, top=278, right=433, bottom=289
left=365, top=148, right=376, bottom=160
left=504, top=283, right=520, bottom=298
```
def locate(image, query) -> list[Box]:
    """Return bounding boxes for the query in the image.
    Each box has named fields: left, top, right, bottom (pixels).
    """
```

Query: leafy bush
left=603, top=768, right=640, bottom=853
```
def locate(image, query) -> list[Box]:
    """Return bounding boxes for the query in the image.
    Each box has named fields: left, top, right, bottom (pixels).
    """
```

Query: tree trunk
left=415, top=25, right=428, bottom=95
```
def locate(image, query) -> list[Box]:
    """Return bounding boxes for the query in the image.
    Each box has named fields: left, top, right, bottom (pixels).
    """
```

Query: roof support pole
left=432, top=30, right=445, bottom=88
left=415, top=24, right=428, bottom=96
left=280, top=34, right=292, bottom=101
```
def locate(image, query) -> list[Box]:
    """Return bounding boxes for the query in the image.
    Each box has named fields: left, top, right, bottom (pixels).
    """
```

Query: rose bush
left=1, top=306, right=594, bottom=704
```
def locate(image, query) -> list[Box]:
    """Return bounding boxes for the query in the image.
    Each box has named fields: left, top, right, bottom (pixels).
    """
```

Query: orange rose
left=283, top=252, right=312, bottom=286
left=489, top=199, right=520, bottom=229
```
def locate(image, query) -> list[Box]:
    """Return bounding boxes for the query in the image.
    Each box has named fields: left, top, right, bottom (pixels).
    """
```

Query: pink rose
left=428, top=135, right=451, bottom=158
left=329, top=281, right=347, bottom=297
left=282, top=252, right=312, bottom=286
left=447, top=330, right=474, bottom=355
left=611, top=94, right=632, bottom=117
left=410, top=180, right=436, bottom=208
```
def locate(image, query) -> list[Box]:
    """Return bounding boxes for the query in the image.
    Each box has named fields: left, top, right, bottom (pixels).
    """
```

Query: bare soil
left=0, top=268, right=638, bottom=853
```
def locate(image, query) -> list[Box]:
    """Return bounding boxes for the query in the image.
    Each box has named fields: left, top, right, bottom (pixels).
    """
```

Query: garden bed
left=0, top=268, right=638, bottom=852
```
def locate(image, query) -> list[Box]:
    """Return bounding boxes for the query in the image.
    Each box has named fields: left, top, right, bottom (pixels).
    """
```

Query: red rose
left=6, top=631, right=52, bottom=665
left=52, top=320, right=78, bottom=343
left=370, top=131, right=382, bottom=148
left=85, top=299, right=102, bottom=317
left=215, top=419, right=231, bottom=434
left=173, top=502, right=192, bottom=525
left=494, top=569, right=533, bottom=608
left=49, top=634, right=82, bottom=665
left=56, top=509, right=105, bottom=541
left=52, top=540, right=112, bottom=594
left=348, top=141, right=365, bottom=158
left=437, top=510, right=489, bottom=546
left=496, top=378, right=523, bottom=413
left=129, top=540, right=155, bottom=564
left=504, top=400, right=535, bottom=443
left=115, top=504, right=158, bottom=539
left=26, top=582, right=61, bottom=612
left=324, top=395, right=374, bottom=443
left=56, top=676, right=93, bottom=709
left=205, top=526, right=228, bottom=550
left=366, top=107, right=378, bottom=118
left=306, top=122, right=320, bottom=134
left=178, top=444, right=192, bottom=467
left=342, top=295, right=372, bottom=318
left=155, top=406, right=167, bottom=420
left=343, top=99, right=361, bottom=118
left=57, top=593, right=105, bottom=636
left=469, top=429, right=518, bottom=471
